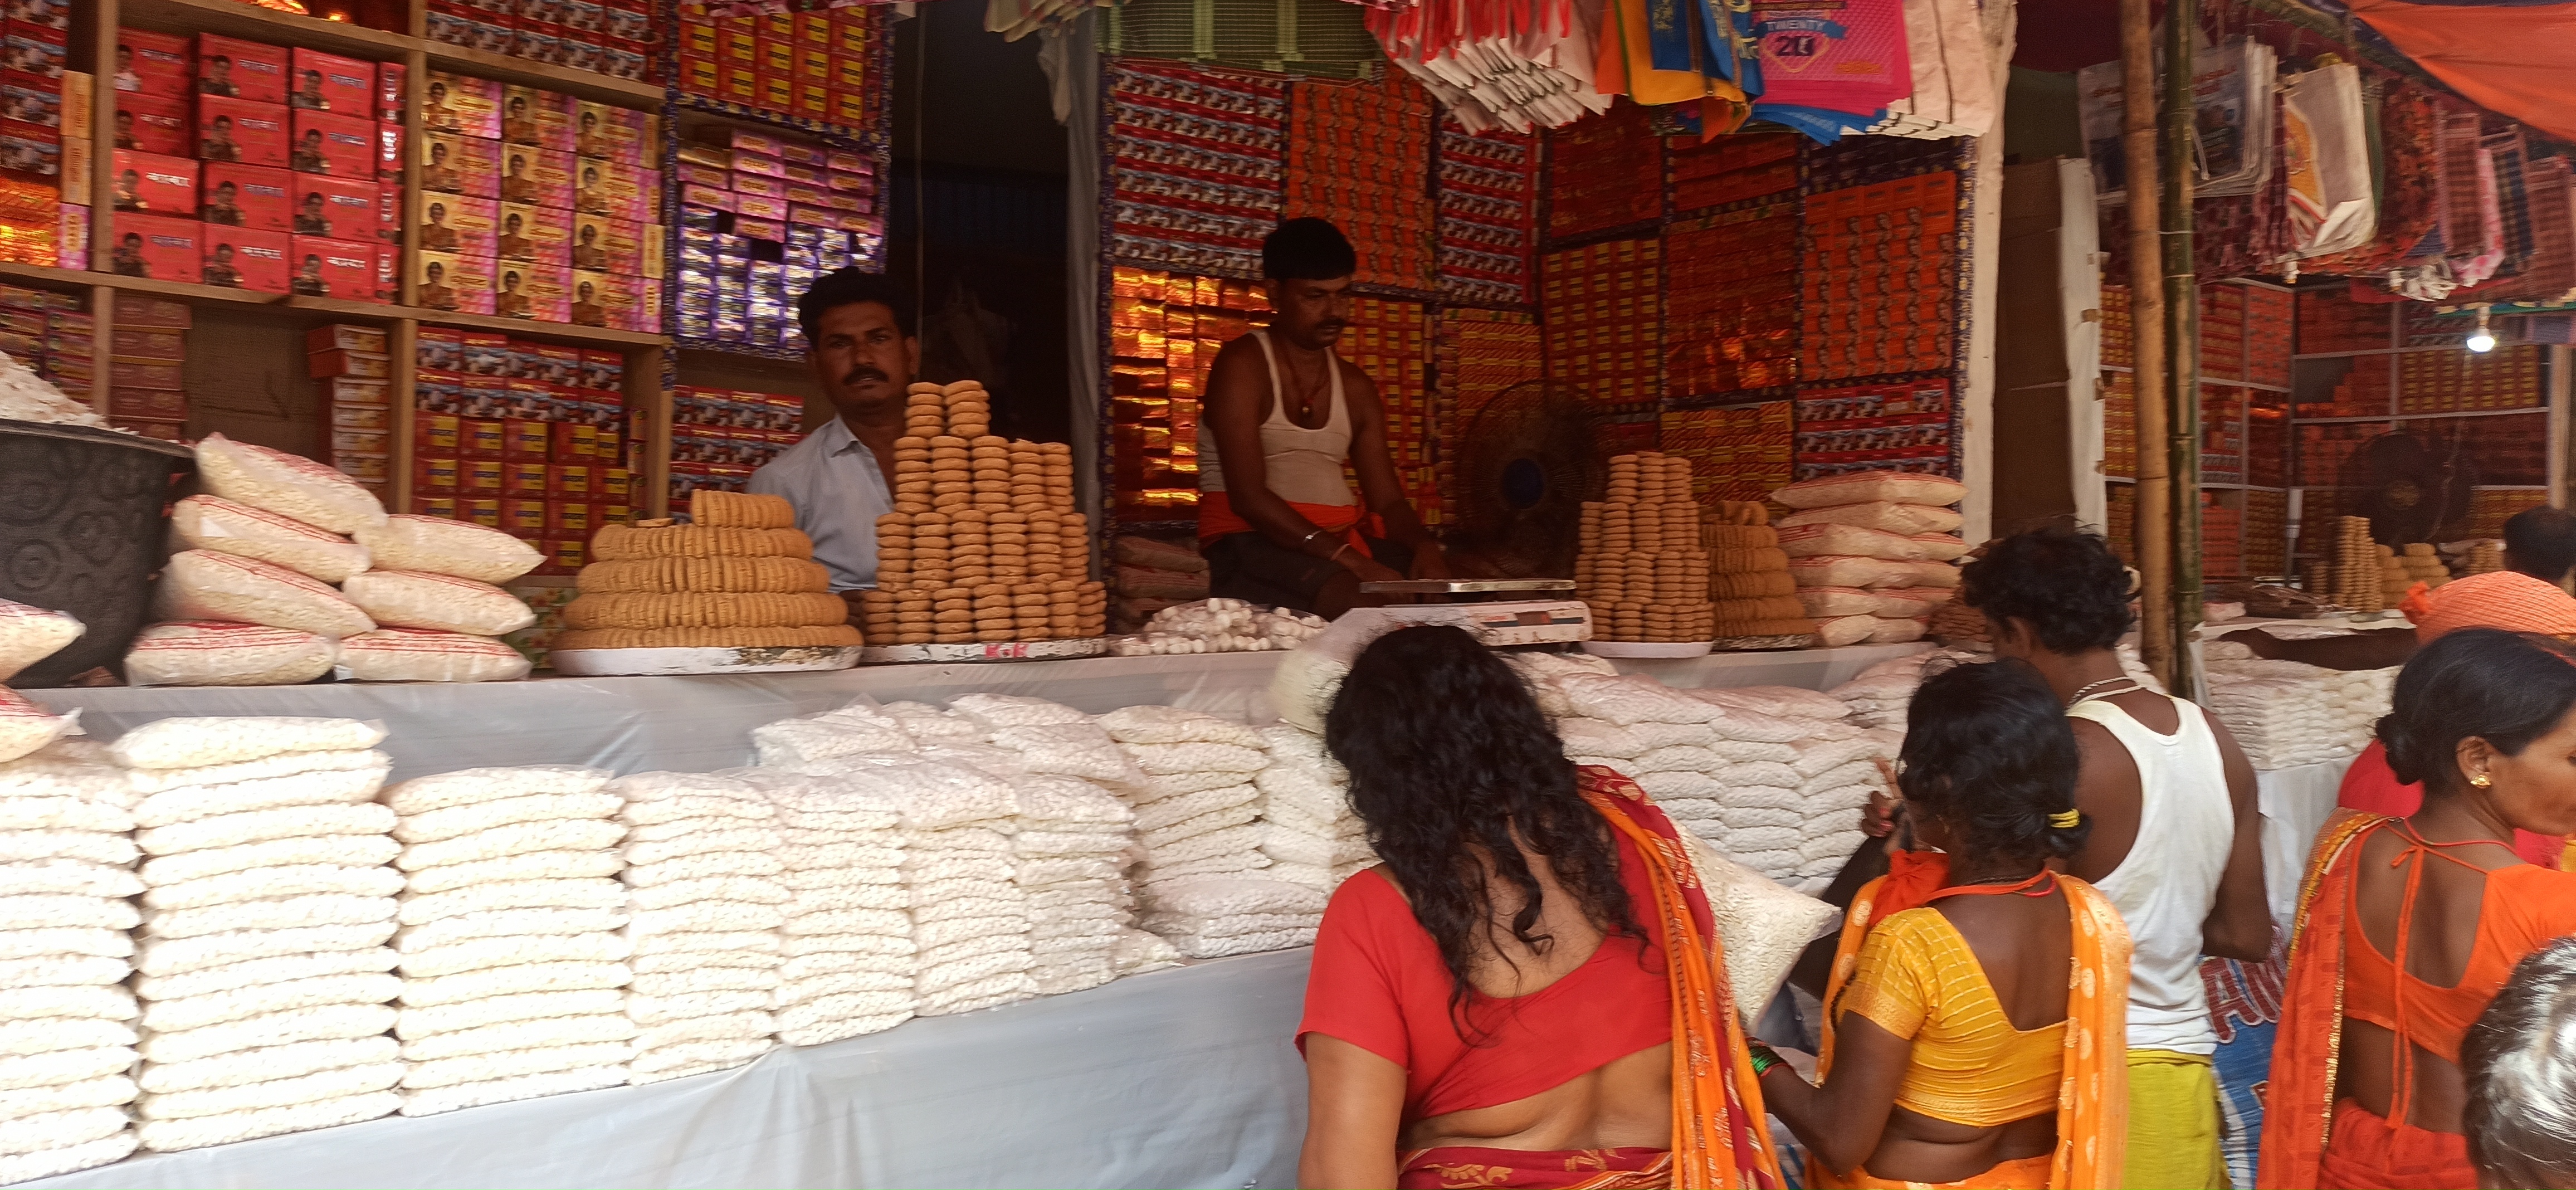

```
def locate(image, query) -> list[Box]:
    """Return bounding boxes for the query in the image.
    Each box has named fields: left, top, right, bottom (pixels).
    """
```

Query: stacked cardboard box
left=1539, top=237, right=1661, bottom=406
left=0, top=0, right=71, bottom=263
left=671, top=127, right=880, bottom=349
left=670, top=4, right=877, bottom=131
left=416, top=71, right=662, bottom=328
left=0, top=281, right=89, bottom=404
left=103, top=291, right=184, bottom=440
left=411, top=328, right=629, bottom=572
left=424, top=0, right=656, bottom=81
left=107, top=28, right=398, bottom=299
left=667, top=383, right=804, bottom=504
left=308, top=322, right=391, bottom=495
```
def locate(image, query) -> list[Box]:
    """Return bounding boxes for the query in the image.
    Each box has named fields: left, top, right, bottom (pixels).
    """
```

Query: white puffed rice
left=131, top=765, right=391, bottom=830
left=111, top=716, right=386, bottom=772
left=169, top=494, right=372, bottom=584
left=136, top=1090, right=398, bottom=1152
left=0, top=600, right=81, bottom=685
left=193, top=433, right=388, bottom=535
left=350, top=515, right=544, bottom=584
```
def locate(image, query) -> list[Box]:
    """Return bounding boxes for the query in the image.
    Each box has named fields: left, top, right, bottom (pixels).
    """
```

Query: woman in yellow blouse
left=1754, top=660, right=2131, bottom=1189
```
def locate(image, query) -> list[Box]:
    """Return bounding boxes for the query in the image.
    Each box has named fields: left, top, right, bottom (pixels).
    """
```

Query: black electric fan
left=1446, top=380, right=1604, bottom=579
left=2336, top=429, right=2476, bottom=547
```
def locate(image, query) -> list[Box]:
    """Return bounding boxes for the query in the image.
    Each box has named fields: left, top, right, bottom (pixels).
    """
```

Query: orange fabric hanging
left=2349, top=1, right=2576, bottom=144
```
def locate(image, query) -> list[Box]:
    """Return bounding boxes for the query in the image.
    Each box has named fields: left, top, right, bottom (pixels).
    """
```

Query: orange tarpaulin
left=2351, top=0, right=2576, bottom=143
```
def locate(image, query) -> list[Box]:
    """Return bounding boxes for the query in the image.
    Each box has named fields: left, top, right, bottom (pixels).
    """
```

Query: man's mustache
left=1316, top=320, right=1347, bottom=334
left=842, top=366, right=889, bottom=386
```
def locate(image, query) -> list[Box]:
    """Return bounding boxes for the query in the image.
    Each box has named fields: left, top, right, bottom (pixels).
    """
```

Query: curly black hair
left=1898, top=659, right=2089, bottom=866
left=2378, top=628, right=2576, bottom=794
left=1323, top=626, right=1642, bottom=1040
left=1959, top=526, right=2135, bottom=654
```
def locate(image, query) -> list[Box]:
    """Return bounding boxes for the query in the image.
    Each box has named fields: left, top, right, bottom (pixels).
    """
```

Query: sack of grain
left=339, top=573, right=534, bottom=637
left=336, top=630, right=530, bottom=684
left=352, top=517, right=544, bottom=584
left=0, top=599, right=82, bottom=684
left=170, top=496, right=370, bottom=584
left=1777, top=501, right=1963, bottom=535
left=124, top=622, right=338, bottom=687
left=1773, top=471, right=1968, bottom=510
left=1777, top=524, right=1924, bottom=562
left=153, top=552, right=374, bottom=639
left=193, top=435, right=387, bottom=535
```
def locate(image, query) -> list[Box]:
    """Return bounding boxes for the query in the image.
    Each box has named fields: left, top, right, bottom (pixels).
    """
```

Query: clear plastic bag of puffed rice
left=124, top=621, right=338, bottom=688
left=0, top=599, right=81, bottom=684
left=351, top=515, right=545, bottom=584
left=339, top=572, right=535, bottom=637
left=334, top=630, right=530, bottom=684
left=192, top=433, right=387, bottom=535
left=169, top=495, right=370, bottom=584
left=0, top=691, right=79, bottom=765
left=152, top=551, right=374, bottom=639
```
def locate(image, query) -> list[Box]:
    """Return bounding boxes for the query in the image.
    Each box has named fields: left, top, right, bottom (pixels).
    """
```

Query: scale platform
left=1352, top=579, right=1589, bottom=646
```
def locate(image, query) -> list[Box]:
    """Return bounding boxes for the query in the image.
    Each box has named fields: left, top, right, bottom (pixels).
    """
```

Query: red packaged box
left=113, top=28, right=191, bottom=94
left=376, top=120, right=403, bottom=183
left=290, top=109, right=372, bottom=175
left=530, top=343, right=579, bottom=383
left=412, top=496, right=457, bottom=519
left=0, top=118, right=54, bottom=177
left=290, top=173, right=375, bottom=240
left=196, top=95, right=290, bottom=168
left=545, top=539, right=584, bottom=574
left=104, top=212, right=201, bottom=284
left=110, top=149, right=194, bottom=217
left=500, top=84, right=573, bottom=150
left=194, top=33, right=287, bottom=103
left=414, top=413, right=461, bottom=453
left=544, top=500, right=592, bottom=536
left=375, top=241, right=400, bottom=302
left=546, top=464, right=590, bottom=498
left=414, top=455, right=460, bottom=494
left=501, top=418, right=548, bottom=459
left=108, top=388, right=189, bottom=421
left=714, top=61, right=757, bottom=105
left=107, top=358, right=183, bottom=391
left=461, top=418, right=504, bottom=459
left=548, top=420, right=596, bottom=460
left=289, top=235, right=376, bottom=301
left=289, top=47, right=373, bottom=114
left=112, top=91, right=188, bottom=155
left=568, top=270, right=612, bottom=328
left=597, top=467, right=632, bottom=503
left=422, top=71, right=502, bottom=137
left=460, top=498, right=502, bottom=528
left=460, top=459, right=506, bottom=496
left=375, top=60, right=405, bottom=121
left=793, top=79, right=829, bottom=121
left=3, top=25, right=64, bottom=82
left=416, top=251, right=495, bottom=315
left=199, top=225, right=290, bottom=292
left=497, top=497, right=547, bottom=537
left=501, top=460, right=548, bottom=496
left=828, top=88, right=866, bottom=129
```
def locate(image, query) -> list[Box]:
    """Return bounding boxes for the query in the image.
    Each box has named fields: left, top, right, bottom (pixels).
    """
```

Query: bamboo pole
left=2162, top=0, right=2201, bottom=696
left=2120, top=0, right=2171, bottom=686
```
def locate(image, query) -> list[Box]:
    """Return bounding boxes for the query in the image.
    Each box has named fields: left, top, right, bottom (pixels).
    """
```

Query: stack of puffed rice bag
left=727, top=768, right=913, bottom=1047
left=609, top=772, right=786, bottom=1082
left=387, top=765, right=633, bottom=1115
left=0, top=742, right=144, bottom=1181
left=115, top=718, right=402, bottom=1152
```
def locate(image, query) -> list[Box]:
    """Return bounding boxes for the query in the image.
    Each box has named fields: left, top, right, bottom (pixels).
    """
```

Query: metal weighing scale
left=1350, top=578, right=1591, bottom=647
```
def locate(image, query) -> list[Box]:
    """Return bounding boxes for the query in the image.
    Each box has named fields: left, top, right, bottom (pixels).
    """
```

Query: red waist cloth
left=1400, top=1146, right=1672, bottom=1189
left=2336, top=741, right=2563, bottom=867
left=1195, top=490, right=1381, bottom=556
left=1297, top=828, right=1672, bottom=1122
left=2317, top=1099, right=2475, bottom=1190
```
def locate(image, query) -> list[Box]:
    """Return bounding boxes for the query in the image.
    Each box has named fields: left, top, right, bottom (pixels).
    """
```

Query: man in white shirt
left=749, top=270, right=915, bottom=618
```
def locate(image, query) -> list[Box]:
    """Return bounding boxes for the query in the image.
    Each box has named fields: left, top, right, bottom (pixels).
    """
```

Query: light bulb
left=2468, top=330, right=2496, bottom=353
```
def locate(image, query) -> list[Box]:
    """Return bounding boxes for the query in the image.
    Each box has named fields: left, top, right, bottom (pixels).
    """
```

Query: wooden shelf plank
left=411, top=307, right=667, bottom=348
left=422, top=42, right=662, bottom=107
left=3, top=262, right=667, bottom=348
left=0, top=260, right=279, bottom=306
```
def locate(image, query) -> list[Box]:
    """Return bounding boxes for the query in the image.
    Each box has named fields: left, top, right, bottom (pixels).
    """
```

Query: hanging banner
left=1749, top=0, right=1910, bottom=116
left=2282, top=62, right=2375, bottom=258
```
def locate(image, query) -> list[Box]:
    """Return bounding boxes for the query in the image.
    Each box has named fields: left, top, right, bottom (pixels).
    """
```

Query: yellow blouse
left=1836, top=907, right=2066, bottom=1128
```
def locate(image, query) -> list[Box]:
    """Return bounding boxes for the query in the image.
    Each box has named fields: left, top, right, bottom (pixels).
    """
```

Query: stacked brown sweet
left=856, top=381, right=1108, bottom=645
left=556, top=491, right=860, bottom=650
left=1573, top=452, right=1715, bottom=643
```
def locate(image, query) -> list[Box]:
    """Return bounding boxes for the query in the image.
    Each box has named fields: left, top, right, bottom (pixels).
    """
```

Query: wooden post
left=2162, top=0, right=2201, bottom=695
left=2120, top=0, right=2171, bottom=686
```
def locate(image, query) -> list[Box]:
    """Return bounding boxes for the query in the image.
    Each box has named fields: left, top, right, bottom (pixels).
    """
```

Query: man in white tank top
left=1963, top=527, right=2270, bottom=1190
left=1196, top=218, right=1449, bottom=617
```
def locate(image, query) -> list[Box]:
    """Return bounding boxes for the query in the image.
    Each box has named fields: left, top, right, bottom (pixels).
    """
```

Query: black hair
left=2465, top=937, right=2576, bottom=1189
left=2378, top=628, right=2576, bottom=794
left=1261, top=217, right=1357, bottom=281
left=1960, top=525, right=2136, bottom=654
left=796, top=267, right=914, bottom=343
left=2506, top=506, right=2576, bottom=584
left=1898, top=659, right=2089, bottom=865
left=1323, top=626, right=1643, bottom=1039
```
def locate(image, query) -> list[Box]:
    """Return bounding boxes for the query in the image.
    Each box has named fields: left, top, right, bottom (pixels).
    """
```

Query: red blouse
left=1296, top=826, right=1674, bottom=1123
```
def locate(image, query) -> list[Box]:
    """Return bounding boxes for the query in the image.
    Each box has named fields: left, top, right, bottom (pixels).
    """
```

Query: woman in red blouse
left=1298, top=626, right=1779, bottom=1189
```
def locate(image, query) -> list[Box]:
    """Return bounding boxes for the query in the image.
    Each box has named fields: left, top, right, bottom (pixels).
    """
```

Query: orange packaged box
left=460, top=458, right=506, bottom=495
left=415, top=413, right=461, bottom=453
left=460, top=498, right=502, bottom=528
left=413, top=455, right=460, bottom=494
left=461, top=419, right=504, bottom=460
left=545, top=500, right=591, bottom=535
left=501, top=460, right=549, bottom=496
left=547, top=464, right=591, bottom=498
left=498, top=498, right=548, bottom=537
left=501, top=418, right=549, bottom=460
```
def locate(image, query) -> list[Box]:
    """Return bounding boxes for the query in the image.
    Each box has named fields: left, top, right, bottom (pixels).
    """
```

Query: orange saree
left=1806, top=872, right=2132, bottom=1190
left=1383, top=769, right=1783, bottom=1190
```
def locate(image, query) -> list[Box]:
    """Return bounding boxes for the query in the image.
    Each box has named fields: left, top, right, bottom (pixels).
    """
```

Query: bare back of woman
left=1388, top=842, right=1673, bottom=1154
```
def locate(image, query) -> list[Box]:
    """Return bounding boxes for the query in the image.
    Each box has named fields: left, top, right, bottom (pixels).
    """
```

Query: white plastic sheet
left=26, top=949, right=1313, bottom=1190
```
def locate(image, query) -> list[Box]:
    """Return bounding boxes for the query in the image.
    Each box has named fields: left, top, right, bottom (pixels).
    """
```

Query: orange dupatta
left=1809, top=874, right=2131, bottom=1190
left=2256, top=808, right=2388, bottom=1189
left=1577, top=768, right=1783, bottom=1190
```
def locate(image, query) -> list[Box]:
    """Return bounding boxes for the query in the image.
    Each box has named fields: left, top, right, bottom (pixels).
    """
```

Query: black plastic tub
left=0, top=418, right=194, bottom=686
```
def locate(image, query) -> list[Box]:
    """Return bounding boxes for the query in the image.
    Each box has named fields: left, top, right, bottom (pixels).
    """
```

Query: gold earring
left=2472, top=773, right=2494, bottom=789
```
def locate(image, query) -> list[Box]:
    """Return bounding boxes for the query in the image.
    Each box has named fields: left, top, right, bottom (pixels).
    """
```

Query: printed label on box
left=110, top=149, right=194, bottom=216
left=289, top=47, right=373, bottom=115
left=197, top=95, right=290, bottom=168
left=289, top=172, right=375, bottom=240
left=200, top=224, right=289, bottom=292
left=291, top=109, right=372, bottom=175
left=289, top=234, right=375, bottom=301
left=423, top=71, right=502, bottom=138
left=106, top=212, right=201, bottom=283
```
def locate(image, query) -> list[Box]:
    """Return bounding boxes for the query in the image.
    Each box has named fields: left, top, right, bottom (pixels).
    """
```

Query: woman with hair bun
left=1757, top=660, right=2130, bottom=1189
left=2261, top=629, right=2576, bottom=1189
left=1296, top=626, right=1778, bottom=1189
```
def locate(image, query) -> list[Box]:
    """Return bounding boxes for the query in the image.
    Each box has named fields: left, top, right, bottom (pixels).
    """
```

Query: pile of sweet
left=1107, top=599, right=1329, bottom=657
left=1511, top=652, right=1898, bottom=895
left=129, top=435, right=542, bottom=686
left=2202, top=640, right=2396, bottom=769
left=1773, top=470, right=1969, bottom=648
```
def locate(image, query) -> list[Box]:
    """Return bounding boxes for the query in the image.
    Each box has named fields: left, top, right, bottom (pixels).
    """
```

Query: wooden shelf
left=118, top=0, right=659, bottom=108
left=0, top=264, right=665, bottom=346
left=2291, top=406, right=2549, bottom=425
left=406, top=307, right=667, bottom=348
